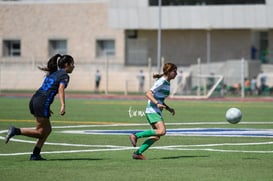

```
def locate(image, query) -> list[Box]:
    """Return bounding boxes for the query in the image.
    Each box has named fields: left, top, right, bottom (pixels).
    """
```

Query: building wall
left=0, top=0, right=272, bottom=92
left=133, top=29, right=256, bottom=66
left=109, top=0, right=273, bottom=29
left=0, top=62, right=156, bottom=92
left=1, top=1, right=272, bottom=66
left=111, top=0, right=273, bottom=66
left=0, top=1, right=124, bottom=64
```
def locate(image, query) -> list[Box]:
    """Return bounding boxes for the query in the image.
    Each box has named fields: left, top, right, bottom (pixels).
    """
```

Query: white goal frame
left=171, top=74, right=224, bottom=99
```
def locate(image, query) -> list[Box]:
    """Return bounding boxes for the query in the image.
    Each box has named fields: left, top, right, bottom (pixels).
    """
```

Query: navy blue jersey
left=38, top=69, right=69, bottom=98
left=29, top=69, right=69, bottom=118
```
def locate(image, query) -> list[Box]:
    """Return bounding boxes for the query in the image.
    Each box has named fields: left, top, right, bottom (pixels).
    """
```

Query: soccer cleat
left=5, top=126, right=16, bottom=144
left=30, top=154, right=46, bottom=161
left=132, top=152, right=146, bottom=160
left=129, top=134, right=137, bottom=147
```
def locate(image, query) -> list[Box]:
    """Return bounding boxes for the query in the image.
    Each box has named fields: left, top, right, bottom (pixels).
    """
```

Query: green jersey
left=145, top=77, right=170, bottom=115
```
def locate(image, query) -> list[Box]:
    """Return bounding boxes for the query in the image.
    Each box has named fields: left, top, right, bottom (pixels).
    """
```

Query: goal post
left=171, top=74, right=224, bottom=99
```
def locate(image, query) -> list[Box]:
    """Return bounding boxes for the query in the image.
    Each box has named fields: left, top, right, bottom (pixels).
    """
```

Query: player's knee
left=161, top=130, right=166, bottom=136
left=48, top=127, right=52, bottom=134
left=157, top=129, right=166, bottom=136
left=38, top=128, right=51, bottom=138
left=152, top=136, right=160, bottom=141
left=45, top=128, right=52, bottom=136
left=155, top=136, right=160, bottom=141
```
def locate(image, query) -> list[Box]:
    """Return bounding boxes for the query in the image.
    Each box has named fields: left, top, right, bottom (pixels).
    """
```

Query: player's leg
left=135, top=121, right=165, bottom=154
left=33, top=117, right=52, bottom=147
left=5, top=117, right=51, bottom=160
left=5, top=126, right=21, bottom=144
left=132, top=121, right=166, bottom=160
left=5, top=118, right=50, bottom=143
left=129, top=113, right=164, bottom=147
left=151, top=120, right=166, bottom=136
left=29, top=117, right=52, bottom=160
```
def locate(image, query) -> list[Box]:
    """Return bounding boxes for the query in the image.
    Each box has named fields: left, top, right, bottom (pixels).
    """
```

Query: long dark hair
left=39, top=54, right=74, bottom=74
left=153, top=63, right=177, bottom=79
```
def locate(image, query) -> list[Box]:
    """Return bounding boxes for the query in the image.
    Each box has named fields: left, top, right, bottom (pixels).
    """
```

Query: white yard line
left=1, top=123, right=273, bottom=156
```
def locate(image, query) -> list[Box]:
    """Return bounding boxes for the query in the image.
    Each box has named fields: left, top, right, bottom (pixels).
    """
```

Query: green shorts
left=146, top=113, right=163, bottom=124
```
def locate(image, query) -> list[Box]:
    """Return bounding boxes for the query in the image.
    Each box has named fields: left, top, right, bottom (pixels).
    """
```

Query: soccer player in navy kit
left=5, top=54, right=75, bottom=160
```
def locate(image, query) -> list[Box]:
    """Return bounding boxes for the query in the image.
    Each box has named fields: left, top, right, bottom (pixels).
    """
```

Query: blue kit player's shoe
left=5, top=126, right=17, bottom=144
left=30, top=154, right=46, bottom=161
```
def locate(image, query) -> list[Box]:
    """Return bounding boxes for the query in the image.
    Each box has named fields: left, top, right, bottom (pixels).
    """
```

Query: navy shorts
left=29, top=94, right=51, bottom=118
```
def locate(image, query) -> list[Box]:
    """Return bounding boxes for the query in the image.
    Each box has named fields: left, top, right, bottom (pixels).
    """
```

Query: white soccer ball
left=225, top=107, right=242, bottom=124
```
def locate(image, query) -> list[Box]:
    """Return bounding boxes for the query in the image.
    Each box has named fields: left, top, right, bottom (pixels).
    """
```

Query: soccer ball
left=225, top=107, right=242, bottom=124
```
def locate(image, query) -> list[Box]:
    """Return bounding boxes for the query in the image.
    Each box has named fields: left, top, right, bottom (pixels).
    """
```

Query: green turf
left=0, top=96, right=273, bottom=181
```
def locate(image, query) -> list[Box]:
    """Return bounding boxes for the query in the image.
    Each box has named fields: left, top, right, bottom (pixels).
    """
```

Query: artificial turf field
left=0, top=95, right=273, bottom=181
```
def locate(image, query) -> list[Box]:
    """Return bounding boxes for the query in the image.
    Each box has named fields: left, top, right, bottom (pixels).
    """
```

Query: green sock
left=136, top=138, right=156, bottom=154
left=135, top=129, right=156, bottom=138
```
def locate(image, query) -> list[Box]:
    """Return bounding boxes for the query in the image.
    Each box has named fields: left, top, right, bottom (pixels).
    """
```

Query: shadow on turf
left=159, top=155, right=209, bottom=160
left=48, top=158, right=104, bottom=161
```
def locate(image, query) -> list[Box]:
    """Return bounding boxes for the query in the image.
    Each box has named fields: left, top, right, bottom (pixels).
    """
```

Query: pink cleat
left=132, top=152, right=146, bottom=160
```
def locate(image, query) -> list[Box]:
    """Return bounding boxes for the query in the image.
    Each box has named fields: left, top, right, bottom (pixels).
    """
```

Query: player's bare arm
left=58, top=83, right=66, bottom=116
left=163, top=103, right=175, bottom=116
left=145, top=90, right=166, bottom=109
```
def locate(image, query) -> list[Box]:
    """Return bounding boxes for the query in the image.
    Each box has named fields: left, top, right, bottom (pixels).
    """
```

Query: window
left=149, top=0, right=265, bottom=6
left=96, top=39, right=115, bottom=57
left=3, top=40, right=21, bottom=57
left=48, top=40, right=67, bottom=56
left=259, top=31, right=269, bottom=63
left=127, top=30, right=138, bottom=39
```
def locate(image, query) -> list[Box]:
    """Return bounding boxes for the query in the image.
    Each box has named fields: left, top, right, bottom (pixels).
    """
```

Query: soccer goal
left=171, top=73, right=224, bottom=99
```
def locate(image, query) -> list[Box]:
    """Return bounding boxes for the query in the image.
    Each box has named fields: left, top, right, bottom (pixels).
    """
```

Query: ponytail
left=38, top=54, right=61, bottom=74
left=153, top=62, right=177, bottom=79
left=153, top=73, right=164, bottom=79
left=38, top=54, right=74, bottom=74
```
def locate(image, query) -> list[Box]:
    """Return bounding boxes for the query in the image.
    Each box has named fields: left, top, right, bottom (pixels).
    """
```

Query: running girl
left=129, top=63, right=177, bottom=160
left=5, top=54, right=75, bottom=160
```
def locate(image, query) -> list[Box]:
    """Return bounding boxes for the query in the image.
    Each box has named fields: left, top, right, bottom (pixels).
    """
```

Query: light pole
left=206, top=28, right=211, bottom=65
left=105, top=52, right=109, bottom=95
left=157, top=0, right=162, bottom=73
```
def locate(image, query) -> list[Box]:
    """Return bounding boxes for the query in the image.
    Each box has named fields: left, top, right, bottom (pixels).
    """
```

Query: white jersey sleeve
left=145, top=77, right=170, bottom=115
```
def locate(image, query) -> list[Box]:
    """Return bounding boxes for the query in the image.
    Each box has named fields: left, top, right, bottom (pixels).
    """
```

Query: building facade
left=109, top=0, right=273, bottom=65
left=1, top=0, right=273, bottom=91
left=0, top=0, right=124, bottom=65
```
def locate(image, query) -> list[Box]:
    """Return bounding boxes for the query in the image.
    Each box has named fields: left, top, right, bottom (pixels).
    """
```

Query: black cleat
left=5, top=126, right=16, bottom=144
left=30, top=154, right=46, bottom=161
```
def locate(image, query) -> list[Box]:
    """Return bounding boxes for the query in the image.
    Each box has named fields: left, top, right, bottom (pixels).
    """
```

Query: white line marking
left=154, top=147, right=273, bottom=153
left=50, top=122, right=273, bottom=128
left=1, top=122, right=273, bottom=156
left=0, top=147, right=133, bottom=156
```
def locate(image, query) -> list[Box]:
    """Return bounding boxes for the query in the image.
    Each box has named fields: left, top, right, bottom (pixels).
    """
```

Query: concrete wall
left=0, top=1, right=125, bottom=64
left=1, top=60, right=270, bottom=92
left=109, top=0, right=273, bottom=29
left=134, top=29, right=254, bottom=65
left=0, top=62, right=156, bottom=93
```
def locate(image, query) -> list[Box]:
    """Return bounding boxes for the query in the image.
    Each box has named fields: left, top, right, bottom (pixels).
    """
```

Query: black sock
left=15, top=128, right=21, bottom=135
left=32, top=146, right=41, bottom=156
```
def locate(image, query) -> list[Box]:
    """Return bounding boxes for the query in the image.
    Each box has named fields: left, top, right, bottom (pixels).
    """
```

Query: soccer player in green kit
left=129, top=63, right=177, bottom=160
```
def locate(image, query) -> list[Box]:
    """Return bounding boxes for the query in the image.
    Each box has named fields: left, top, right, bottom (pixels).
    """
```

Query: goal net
left=171, top=73, right=224, bottom=99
